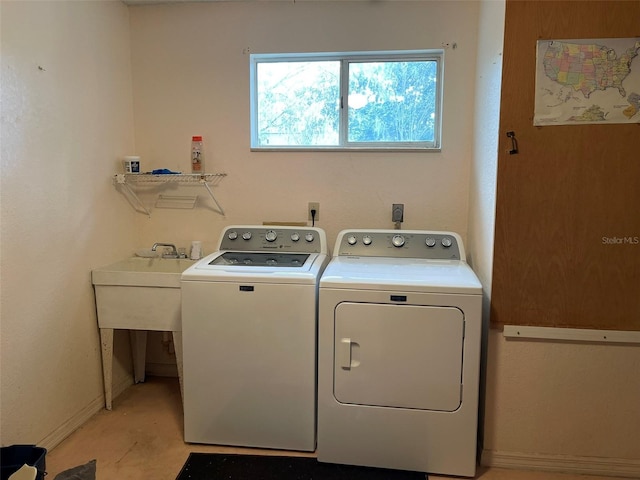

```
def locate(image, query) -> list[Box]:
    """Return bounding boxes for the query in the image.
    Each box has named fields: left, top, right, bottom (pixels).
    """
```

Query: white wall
left=127, top=0, right=481, bottom=254
left=466, top=0, right=504, bottom=462
left=126, top=0, right=484, bottom=381
left=0, top=0, right=136, bottom=448
left=467, top=0, right=502, bottom=308
left=483, top=331, right=640, bottom=476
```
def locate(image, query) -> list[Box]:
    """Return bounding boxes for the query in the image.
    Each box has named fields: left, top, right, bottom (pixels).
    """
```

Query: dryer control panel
left=335, top=229, right=463, bottom=260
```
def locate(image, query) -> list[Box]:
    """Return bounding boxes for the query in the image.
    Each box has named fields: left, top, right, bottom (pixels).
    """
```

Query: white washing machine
left=181, top=225, right=328, bottom=451
left=317, top=229, right=482, bottom=477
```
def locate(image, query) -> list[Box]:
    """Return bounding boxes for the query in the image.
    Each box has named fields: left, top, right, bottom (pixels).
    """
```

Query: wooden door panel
left=491, top=1, right=640, bottom=330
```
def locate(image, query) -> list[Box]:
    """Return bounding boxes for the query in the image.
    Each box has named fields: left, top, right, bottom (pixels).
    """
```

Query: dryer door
left=334, top=302, right=464, bottom=412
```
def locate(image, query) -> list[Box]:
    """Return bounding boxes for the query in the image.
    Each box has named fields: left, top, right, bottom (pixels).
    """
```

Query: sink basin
left=92, top=256, right=196, bottom=330
left=92, top=257, right=195, bottom=288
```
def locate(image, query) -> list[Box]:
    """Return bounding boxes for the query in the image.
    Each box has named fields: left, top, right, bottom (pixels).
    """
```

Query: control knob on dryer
left=392, top=234, right=405, bottom=247
left=265, top=230, right=277, bottom=242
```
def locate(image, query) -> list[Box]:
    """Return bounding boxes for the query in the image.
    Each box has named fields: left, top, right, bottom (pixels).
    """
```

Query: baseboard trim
left=39, top=376, right=133, bottom=452
left=145, top=362, right=178, bottom=377
left=481, top=449, right=640, bottom=478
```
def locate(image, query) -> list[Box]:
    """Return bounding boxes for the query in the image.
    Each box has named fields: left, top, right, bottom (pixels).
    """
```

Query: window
left=250, top=50, right=443, bottom=151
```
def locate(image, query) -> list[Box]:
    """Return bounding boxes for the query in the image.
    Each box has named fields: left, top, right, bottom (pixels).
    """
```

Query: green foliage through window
left=250, top=51, right=443, bottom=150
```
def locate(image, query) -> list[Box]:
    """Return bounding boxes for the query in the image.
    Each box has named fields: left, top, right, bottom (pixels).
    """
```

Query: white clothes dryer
left=317, top=229, right=482, bottom=477
left=181, top=225, right=328, bottom=451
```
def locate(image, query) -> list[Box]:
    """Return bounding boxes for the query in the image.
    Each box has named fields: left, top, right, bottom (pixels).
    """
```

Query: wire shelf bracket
left=114, top=173, right=227, bottom=216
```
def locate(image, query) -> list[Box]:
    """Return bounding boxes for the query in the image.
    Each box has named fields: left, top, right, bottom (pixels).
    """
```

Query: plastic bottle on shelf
left=191, top=136, right=204, bottom=174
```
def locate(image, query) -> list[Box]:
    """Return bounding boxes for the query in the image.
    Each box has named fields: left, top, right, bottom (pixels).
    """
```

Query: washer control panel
left=219, top=226, right=326, bottom=254
left=335, top=229, right=463, bottom=260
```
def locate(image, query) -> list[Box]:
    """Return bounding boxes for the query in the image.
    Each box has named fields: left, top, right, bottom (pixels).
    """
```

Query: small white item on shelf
left=123, top=156, right=141, bottom=173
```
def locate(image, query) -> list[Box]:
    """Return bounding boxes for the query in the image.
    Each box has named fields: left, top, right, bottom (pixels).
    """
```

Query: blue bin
left=0, top=445, right=47, bottom=480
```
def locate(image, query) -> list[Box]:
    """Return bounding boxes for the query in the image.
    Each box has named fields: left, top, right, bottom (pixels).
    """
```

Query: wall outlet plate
left=392, top=203, right=404, bottom=222
left=308, top=202, right=320, bottom=221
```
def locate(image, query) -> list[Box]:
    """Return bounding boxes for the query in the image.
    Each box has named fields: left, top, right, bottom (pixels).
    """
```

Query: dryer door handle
left=339, top=338, right=352, bottom=370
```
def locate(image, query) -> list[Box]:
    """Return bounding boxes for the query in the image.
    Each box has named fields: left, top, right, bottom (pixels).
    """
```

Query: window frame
left=250, top=50, right=444, bottom=152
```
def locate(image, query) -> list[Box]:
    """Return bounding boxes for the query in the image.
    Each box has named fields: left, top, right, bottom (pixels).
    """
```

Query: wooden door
left=491, top=1, right=640, bottom=330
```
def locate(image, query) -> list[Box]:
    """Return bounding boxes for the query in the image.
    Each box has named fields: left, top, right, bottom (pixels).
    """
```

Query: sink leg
left=129, top=330, right=148, bottom=383
left=172, top=331, right=184, bottom=404
left=99, top=328, right=114, bottom=410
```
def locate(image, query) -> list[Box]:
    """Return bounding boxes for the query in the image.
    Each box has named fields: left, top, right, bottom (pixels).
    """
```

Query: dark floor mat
left=176, top=453, right=427, bottom=480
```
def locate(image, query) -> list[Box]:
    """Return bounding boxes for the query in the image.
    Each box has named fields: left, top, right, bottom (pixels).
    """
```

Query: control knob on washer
left=425, top=237, right=436, bottom=247
left=441, top=237, right=453, bottom=248
left=242, top=232, right=252, bottom=240
left=305, top=233, right=315, bottom=242
left=362, top=235, right=372, bottom=246
left=392, top=234, right=405, bottom=247
left=265, top=230, right=277, bottom=242
left=228, top=231, right=238, bottom=240
left=291, top=232, right=300, bottom=242
left=347, top=235, right=357, bottom=245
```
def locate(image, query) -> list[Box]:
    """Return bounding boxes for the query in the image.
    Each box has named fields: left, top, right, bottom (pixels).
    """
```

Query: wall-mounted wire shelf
left=114, top=173, right=227, bottom=216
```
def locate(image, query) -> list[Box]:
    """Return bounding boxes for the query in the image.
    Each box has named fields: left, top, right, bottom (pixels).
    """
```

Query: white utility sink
left=92, top=257, right=195, bottom=288
left=92, top=256, right=195, bottom=410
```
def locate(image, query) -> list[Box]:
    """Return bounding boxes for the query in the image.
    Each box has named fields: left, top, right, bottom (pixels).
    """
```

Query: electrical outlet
left=308, top=202, right=320, bottom=221
left=392, top=204, right=404, bottom=223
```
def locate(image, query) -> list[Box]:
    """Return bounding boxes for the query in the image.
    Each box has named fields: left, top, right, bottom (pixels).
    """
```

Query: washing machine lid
left=319, top=256, right=482, bottom=294
left=182, top=251, right=328, bottom=284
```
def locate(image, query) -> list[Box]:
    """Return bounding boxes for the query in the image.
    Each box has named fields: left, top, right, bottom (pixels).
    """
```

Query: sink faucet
left=151, top=243, right=179, bottom=258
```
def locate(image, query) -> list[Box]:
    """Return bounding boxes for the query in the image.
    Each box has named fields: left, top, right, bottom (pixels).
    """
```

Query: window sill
left=250, top=147, right=442, bottom=153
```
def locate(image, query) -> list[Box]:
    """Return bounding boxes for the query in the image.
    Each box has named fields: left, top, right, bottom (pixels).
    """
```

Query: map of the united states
left=535, top=38, right=640, bottom=125
left=543, top=40, right=640, bottom=99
